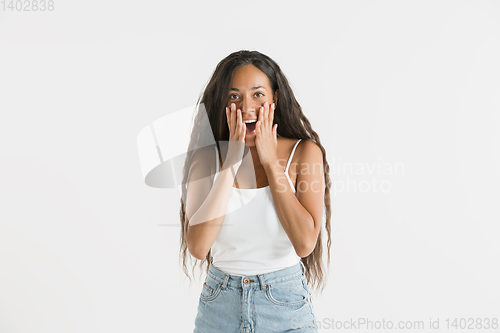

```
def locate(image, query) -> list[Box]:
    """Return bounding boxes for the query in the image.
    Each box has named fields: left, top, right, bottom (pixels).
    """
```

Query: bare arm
left=265, top=140, right=325, bottom=257
left=184, top=147, right=240, bottom=260
left=185, top=104, right=248, bottom=260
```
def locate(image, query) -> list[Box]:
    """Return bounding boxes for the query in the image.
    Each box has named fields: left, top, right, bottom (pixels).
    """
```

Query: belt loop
left=221, top=273, right=229, bottom=289
left=258, top=274, right=267, bottom=290
left=299, top=260, right=306, bottom=275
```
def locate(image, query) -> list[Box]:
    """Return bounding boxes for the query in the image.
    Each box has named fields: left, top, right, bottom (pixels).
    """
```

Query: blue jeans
left=193, top=261, right=318, bottom=332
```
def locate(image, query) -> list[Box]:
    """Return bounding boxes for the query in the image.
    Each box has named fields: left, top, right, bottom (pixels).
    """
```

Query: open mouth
left=245, top=121, right=257, bottom=133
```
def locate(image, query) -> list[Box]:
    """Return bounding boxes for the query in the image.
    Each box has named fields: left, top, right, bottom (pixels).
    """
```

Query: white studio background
left=1, top=1, right=499, bottom=332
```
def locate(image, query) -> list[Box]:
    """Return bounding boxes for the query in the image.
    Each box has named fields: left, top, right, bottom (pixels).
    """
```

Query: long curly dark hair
left=178, top=50, right=332, bottom=293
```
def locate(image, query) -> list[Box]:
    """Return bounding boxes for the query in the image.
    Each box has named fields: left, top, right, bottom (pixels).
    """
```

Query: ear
left=273, top=89, right=279, bottom=105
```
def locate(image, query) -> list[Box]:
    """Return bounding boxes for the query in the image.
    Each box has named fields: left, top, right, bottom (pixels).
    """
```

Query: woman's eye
left=229, top=92, right=263, bottom=99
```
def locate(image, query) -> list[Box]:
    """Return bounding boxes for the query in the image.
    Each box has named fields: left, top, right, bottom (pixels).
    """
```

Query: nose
left=240, top=97, right=257, bottom=113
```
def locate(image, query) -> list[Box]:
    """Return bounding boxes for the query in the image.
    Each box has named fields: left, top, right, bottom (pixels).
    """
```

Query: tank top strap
left=213, top=144, right=220, bottom=182
left=285, top=139, right=302, bottom=174
left=284, top=139, right=302, bottom=193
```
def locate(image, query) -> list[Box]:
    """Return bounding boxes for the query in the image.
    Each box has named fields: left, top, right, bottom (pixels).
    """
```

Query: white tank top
left=210, top=139, right=303, bottom=276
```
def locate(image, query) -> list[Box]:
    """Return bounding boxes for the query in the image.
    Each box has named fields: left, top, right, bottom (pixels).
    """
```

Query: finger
left=256, top=118, right=260, bottom=141
left=241, top=122, right=246, bottom=142
left=239, top=109, right=243, bottom=132
left=231, top=103, right=236, bottom=134
left=260, top=104, right=266, bottom=129
left=264, top=101, right=269, bottom=127
left=237, top=108, right=241, bottom=134
left=270, top=102, right=275, bottom=126
left=238, top=108, right=245, bottom=142
left=228, top=104, right=232, bottom=133
left=258, top=105, right=264, bottom=129
left=226, top=107, right=230, bottom=129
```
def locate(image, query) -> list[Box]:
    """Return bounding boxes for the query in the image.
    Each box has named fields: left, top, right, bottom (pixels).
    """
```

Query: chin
left=244, top=138, right=256, bottom=147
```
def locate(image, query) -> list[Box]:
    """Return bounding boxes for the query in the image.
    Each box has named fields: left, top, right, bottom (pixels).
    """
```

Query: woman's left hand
left=255, top=101, right=278, bottom=171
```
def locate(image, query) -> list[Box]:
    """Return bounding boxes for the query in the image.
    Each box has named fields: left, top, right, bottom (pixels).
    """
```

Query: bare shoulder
left=295, top=139, right=325, bottom=197
left=296, top=139, right=323, bottom=165
left=188, top=144, right=217, bottom=180
left=191, top=144, right=216, bottom=163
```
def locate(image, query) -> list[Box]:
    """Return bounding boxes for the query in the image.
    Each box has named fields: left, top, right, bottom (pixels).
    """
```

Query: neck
left=248, top=146, right=264, bottom=171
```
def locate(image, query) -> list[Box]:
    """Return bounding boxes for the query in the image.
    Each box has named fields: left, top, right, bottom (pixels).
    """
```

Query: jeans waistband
left=207, top=260, right=306, bottom=290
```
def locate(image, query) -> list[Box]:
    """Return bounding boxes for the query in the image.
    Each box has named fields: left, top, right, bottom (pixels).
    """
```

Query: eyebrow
left=230, top=86, right=266, bottom=92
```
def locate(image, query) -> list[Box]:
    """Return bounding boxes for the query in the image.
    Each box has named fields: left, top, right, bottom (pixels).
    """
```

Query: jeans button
left=243, top=278, right=249, bottom=284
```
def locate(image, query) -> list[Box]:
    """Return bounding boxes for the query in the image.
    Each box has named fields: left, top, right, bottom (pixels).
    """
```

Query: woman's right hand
left=224, top=103, right=246, bottom=170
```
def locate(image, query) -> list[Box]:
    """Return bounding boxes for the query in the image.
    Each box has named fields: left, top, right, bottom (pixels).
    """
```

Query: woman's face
left=227, top=64, right=278, bottom=145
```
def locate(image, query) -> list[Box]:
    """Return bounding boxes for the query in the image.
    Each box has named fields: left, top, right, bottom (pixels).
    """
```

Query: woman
left=179, top=50, right=332, bottom=332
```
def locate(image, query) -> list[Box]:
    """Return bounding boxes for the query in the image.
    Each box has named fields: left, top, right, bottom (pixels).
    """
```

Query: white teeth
left=243, top=120, right=257, bottom=124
